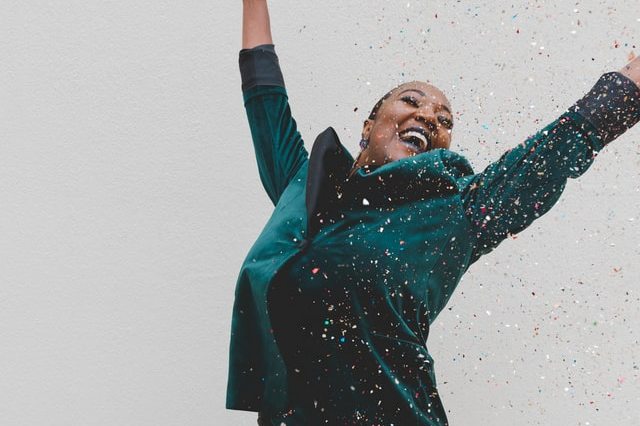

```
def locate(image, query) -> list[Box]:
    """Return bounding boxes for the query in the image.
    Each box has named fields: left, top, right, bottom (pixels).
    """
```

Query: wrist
left=618, top=55, right=640, bottom=89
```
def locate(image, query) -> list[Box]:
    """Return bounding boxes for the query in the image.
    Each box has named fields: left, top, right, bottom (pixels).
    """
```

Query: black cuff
left=239, top=44, right=285, bottom=92
left=567, top=71, right=640, bottom=146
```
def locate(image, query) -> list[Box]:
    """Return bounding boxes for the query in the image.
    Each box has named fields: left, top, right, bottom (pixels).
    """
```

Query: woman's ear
left=362, top=119, right=374, bottom=141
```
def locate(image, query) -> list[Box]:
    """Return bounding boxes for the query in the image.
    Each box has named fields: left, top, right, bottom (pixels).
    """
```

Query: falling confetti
left=230, top=7, right=640, bottom=425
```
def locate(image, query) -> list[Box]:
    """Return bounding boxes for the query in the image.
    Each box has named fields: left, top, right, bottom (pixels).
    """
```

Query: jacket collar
left=305, top=127, right=476, bottom=239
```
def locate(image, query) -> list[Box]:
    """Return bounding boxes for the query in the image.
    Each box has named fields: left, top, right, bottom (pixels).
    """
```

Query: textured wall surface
left=2, top=1, right=640, bottom=425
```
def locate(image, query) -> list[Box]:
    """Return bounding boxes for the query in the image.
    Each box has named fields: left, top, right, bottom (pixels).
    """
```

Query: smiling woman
left=349, top=82, right=456, bottom=177
left=228, top=1, right=640, bottom=425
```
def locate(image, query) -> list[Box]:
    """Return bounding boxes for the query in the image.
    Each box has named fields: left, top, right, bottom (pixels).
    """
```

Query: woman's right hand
left=242, top=0, right=274, bottom=49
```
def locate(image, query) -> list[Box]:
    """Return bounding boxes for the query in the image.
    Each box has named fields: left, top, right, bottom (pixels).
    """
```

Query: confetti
left=230, top=30, right=640, bottom=425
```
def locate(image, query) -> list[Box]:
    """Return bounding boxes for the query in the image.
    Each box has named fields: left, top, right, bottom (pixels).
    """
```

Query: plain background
left=2, top=1, right=640, bottom=425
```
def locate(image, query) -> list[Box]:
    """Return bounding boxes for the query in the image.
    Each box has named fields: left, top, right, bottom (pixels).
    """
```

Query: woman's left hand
left=619, top=51, right=640, bottom=89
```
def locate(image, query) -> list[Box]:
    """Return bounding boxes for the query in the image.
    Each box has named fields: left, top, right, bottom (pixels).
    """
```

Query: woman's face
left=354, top=81, right=454, bottom=172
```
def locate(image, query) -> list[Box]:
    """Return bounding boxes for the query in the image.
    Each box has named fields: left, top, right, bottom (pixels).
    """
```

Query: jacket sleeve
left=458, top=71, right=640, bottom=265
left=239, top=44, right=309, bottom=206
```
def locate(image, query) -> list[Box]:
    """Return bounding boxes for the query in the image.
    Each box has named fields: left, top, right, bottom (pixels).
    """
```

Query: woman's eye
left=439, top=117, right=453, bottom=128
left=401, top=96, right=454, bottom=128
left=401, top=96, right=419, bottom=106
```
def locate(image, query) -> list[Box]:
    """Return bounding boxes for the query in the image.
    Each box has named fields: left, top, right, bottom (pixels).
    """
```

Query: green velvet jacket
left=226, top=44, right=640, bottom=425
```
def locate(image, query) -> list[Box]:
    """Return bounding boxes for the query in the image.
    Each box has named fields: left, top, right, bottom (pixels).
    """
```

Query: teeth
left=401, top=130, right=428, bottom=146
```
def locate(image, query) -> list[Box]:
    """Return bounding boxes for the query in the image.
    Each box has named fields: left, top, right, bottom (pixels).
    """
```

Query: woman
left=228, top=1, right=640, bottom=425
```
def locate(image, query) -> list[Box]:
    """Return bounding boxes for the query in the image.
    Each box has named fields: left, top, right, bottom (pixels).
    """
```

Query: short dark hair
left=367, top=86, right=399, bottom=121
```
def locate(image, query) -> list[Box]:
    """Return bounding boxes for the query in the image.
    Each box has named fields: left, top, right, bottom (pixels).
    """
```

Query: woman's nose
left=413, top=107, right=438, bottom=131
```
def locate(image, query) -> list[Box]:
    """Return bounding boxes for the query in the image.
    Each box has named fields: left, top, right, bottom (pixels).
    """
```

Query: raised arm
left=240, top=0, right=309, bottom=206
left=458, top=59, right=640, bottom=265
left=242, top=0, right=273, bottom=49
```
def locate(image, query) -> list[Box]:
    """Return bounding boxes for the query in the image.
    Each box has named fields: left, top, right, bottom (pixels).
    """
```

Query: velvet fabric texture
left=227, top=44, right=640, bottom=425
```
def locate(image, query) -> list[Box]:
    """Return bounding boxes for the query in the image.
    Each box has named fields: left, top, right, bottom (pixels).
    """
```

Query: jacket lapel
left=304, top=126, right=476, bottom=240
left=305, top=127, right=354, bottom=239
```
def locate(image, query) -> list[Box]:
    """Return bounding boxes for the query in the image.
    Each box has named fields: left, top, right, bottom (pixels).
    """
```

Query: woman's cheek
left=443, top=129, right=453, bottom=145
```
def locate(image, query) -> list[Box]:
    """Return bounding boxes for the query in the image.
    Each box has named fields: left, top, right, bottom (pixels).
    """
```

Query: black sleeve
left=567, top=71, right=640, bottom=146
left=239, top=44, right=286, bottom=92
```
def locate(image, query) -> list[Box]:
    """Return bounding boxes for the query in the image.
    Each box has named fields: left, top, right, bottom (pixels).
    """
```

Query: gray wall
left=2, top=1, right=639, bottom=425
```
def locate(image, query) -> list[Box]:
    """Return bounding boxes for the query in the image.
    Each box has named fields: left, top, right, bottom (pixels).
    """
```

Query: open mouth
left=398, top=127, right=431, bottom=151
